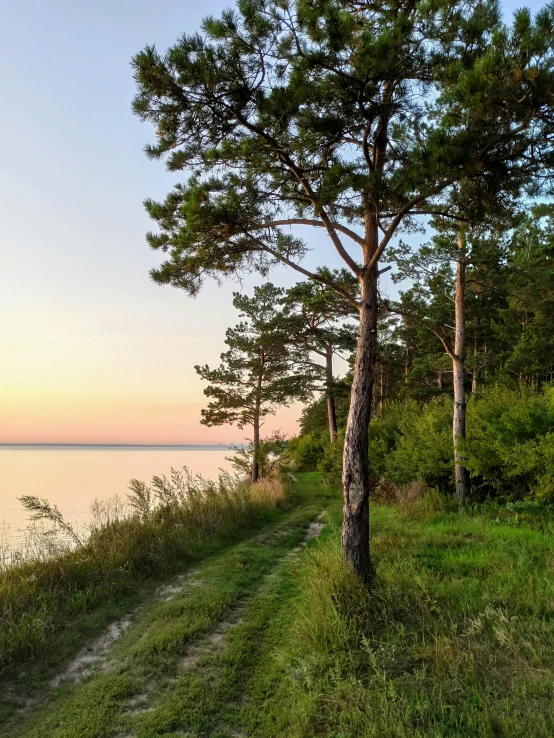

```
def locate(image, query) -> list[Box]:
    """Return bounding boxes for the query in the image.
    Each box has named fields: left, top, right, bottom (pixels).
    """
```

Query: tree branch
left=383, top=300, right=455, bottom=358
left=257, top=219, right=365, bottom=248
left=232, top=109, right=362, bottom=276
left=247, top=235, right=360, bottom=309
left=369, top=193, right=429, bottom=270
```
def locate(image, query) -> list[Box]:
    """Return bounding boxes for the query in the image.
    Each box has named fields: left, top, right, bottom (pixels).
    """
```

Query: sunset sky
left=0, top=0, right=540, bottom=444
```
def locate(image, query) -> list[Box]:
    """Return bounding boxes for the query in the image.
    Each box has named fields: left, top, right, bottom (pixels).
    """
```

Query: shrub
left=317, top=384, right=554, bottom=501
left=317, top=429, right=344, bottom=487
left=289, top=430, right=329, bottom=472
left=465, top=385, right=554, bottom=499
left=226, top=431, right=290, bottom=478
left=385, top=397, right=454, bottom=491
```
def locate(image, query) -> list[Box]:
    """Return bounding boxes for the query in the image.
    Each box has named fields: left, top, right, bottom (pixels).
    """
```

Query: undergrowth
left=256, top=496, right=554, bottom=737
left=0, top=468, right=288, bottom=678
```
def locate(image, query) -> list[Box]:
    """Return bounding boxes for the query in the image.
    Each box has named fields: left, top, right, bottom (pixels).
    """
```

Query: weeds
left=17, top=496, right=85, bottom=548
left=0, top=468, right=288, bottom=678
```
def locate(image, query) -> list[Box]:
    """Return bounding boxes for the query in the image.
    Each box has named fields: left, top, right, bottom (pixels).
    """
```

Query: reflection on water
left=0, top=446, right=234, bottom=546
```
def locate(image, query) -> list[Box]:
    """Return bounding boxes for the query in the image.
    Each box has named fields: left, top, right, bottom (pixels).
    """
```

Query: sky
left=0, top=0, right=544, bottom=444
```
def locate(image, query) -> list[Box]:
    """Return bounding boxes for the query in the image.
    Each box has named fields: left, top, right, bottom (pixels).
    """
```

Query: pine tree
left=133, top=0, right=554, bottom=580
left=389, top=227, right=513, bottom=502
left=500, top=208, right=554, bottom=383
left=282, top=270, right=358, bottom=442
left=195, top=284, right=307, bottom=482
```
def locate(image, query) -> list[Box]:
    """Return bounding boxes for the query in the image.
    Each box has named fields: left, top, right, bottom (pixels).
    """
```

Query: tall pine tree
left=133, top=0, right=554, bottom=580
left=282, top=270, right=358, bottom=442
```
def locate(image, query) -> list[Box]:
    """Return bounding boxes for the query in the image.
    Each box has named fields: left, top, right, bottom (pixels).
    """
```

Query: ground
left=3, top=475, right=554, bottom=738
left=0, top=474, right=336, bottom=738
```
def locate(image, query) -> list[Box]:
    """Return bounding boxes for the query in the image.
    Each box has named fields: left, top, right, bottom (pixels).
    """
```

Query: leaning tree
left=133, top=0, right=554, bottom=581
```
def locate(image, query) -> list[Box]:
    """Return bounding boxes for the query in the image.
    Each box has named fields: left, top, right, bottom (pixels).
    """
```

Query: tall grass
left=0, top=468, right=287, bottom=677
left=267, top=500, right=554, bottom=737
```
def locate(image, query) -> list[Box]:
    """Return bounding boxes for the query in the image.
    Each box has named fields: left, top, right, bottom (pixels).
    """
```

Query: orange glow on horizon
left=1, top=387, right=301, bottom=445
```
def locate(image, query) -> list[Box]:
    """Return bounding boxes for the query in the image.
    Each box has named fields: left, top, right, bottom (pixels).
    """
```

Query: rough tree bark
left=471, top=316, right=479, bottom=393
left=252, top=371, right=262, bottom=483
left=252, top=410, right=260, bottom=483
left=379, top=355, right=385, bottom=412
left=325, top=345, right=338, bottom=442
left=342, top=263, right=378, bottom=583
left=341, top=77, right=392, bottom=582
left=453, top=232, right=471, bottom=504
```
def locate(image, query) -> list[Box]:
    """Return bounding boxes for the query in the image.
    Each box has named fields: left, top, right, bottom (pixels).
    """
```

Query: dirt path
left=2, top=480, right=329, bottom=738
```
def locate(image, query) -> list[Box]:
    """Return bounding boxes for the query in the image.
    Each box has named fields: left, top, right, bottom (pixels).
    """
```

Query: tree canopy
left=133, top=0, right=554, bottom=578
left=195, top=283, right=308, bottom=480
left=133, top=0, right=554, bottom=303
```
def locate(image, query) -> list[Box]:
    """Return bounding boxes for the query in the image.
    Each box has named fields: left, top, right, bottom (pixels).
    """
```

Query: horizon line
left=0, top=442, right=234, bottom=448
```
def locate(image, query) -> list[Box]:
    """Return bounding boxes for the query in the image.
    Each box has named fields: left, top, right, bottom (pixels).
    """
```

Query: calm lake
left=0, top=445, right=234, bottom=547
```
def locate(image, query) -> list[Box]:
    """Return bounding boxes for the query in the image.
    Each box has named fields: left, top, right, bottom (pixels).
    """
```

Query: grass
left=0, top=469, right=289, bottom=682
left=3, top=473, right=554, bottom=737
left=0, top=472, right=334, bottom=736
left=251, top=490, right=554, bottom=738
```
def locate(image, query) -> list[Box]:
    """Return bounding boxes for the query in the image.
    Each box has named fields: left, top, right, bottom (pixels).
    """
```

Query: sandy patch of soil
left=51, top=617, right=132, bottom=687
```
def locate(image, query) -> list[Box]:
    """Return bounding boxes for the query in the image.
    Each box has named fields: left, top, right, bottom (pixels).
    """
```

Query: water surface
left=0, top=445, right=234, bottom=546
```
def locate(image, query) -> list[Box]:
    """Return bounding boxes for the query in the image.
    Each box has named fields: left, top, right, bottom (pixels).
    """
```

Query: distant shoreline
left=0, top=444, right=233, bottom=450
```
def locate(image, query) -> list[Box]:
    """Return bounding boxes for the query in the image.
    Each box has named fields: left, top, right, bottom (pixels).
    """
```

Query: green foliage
left=315, top=385, right=554, bottom=500
left=386, top=398, right=456, bottom=490
left=0, top=469, right=284, bottom=679
left=132, top=0, right=554, bottom=304
left=6, top=475, right=554, bottom=736
left=464, top=385, right=554, bottom=499
left=349, top=386, right=554, bottom=499
left=298, top=380, right=351, bottom=434
left=260, top=495, right=554, bottom=737
left=317, top=428, right=345, bottom=487
left=289, top=430, right=330, bottom=472
left=226, top=431, right=290, bottom=478
left=196, top=284, right=309, bottom=431
left=282, top=270, right=358, bottom=373
left=0, top=474, right=332, bottom=736
left=281, top=272, right=357, bottom=437
left=499, top=209, right=554, bottom=379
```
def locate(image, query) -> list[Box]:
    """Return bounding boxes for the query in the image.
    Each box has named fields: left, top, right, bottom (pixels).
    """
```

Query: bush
left=385, top=397, right=454, bottom=491
left=317, top=429, right=344, bottom=487
left=226, top=431, right=290, bottom=479
left=289, top=430, right=329, bottom=472
left=465, top=385, right=554, bottom=499
left=316, top=384, right=554, bottom=501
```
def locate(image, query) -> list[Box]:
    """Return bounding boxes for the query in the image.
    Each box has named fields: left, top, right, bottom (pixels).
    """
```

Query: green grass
left=0, top=472, right=335, bottom=734
left=0, top=474, right=293, bottom=688
left=251, top=492, right=554, bottom=738
left=3, top=474, right=554, bottom=737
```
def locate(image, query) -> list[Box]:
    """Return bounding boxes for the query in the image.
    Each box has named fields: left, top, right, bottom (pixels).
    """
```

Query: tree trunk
left=325, top=345, right=338, bottom=443
left=342, top=269, right=378, bottom=583
left=453, top=233, right=470, bottom=504
left=252, top=372, right=262, bottom=483
left=471, top=317, right=479, bottom=393
left=252, top=411, right=260, bottom=483
left=379, top=356, right=384, bottom=412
